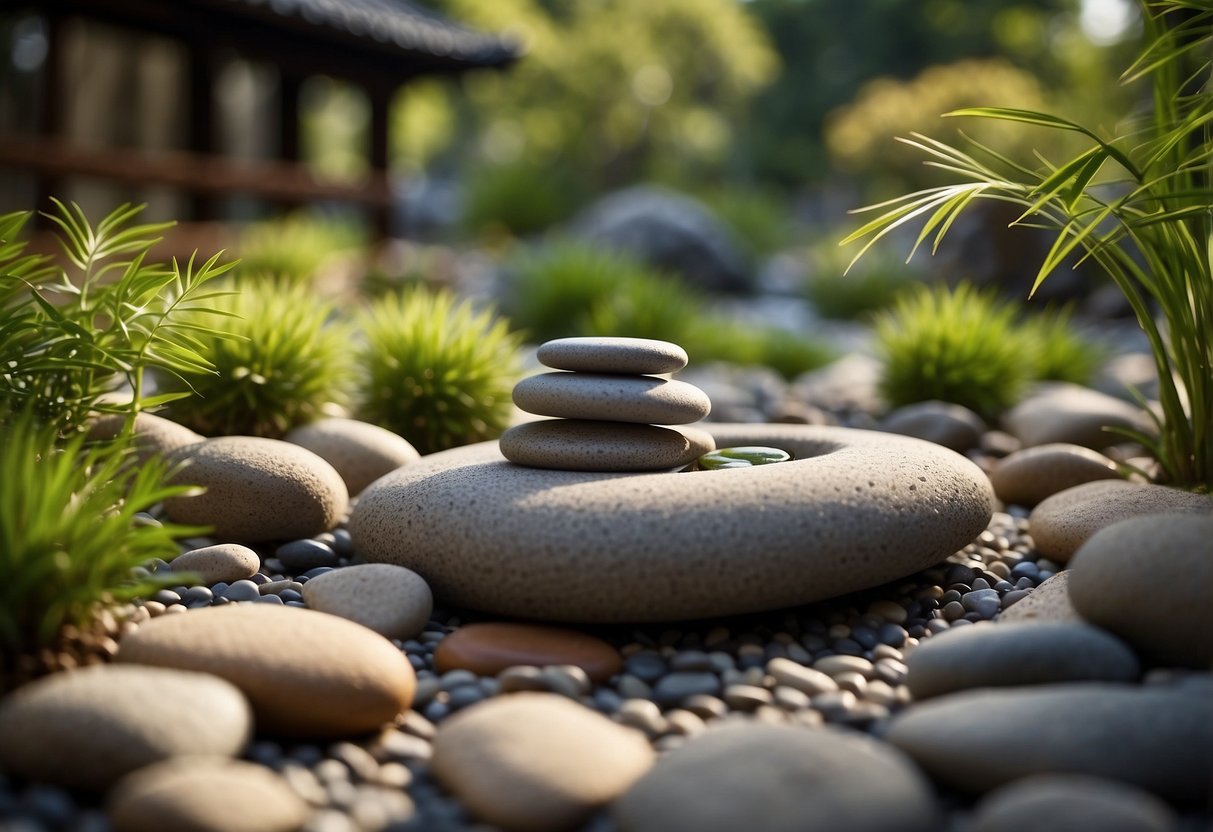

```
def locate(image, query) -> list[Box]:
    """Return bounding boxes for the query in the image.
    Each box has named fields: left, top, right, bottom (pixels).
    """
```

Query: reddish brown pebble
left=435, top=622, right=622, bottom=683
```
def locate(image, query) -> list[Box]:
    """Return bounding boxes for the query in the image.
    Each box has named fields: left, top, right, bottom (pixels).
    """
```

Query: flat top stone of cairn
left=537, top=337, right=689, bottom=375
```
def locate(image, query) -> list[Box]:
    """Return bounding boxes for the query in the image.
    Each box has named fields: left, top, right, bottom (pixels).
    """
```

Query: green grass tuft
left=1019, top=306, right=1107, bottom=386
left=356, top=288, right=523, bottom=455
left=159, top=280, right=351, bottom=438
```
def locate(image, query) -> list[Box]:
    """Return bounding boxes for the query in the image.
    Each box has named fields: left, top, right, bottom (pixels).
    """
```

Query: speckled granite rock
left=163, top=437, right=349, bottom=543
left=350, top=424, right=994, bottom=622
left=0, top=665, right=251, bottom=791
left=904, top=622, right=1139, bottom=700
left=301, top=563, right=433, bottom=641
left=988, top=443, right=1122, bottom=507
left=1028, top=480, right=1213, bottom=562
left=997, top=572, right=1080, bottom=624
left=431, top=693, right=653, bottom=832
left=1068, top=513, right=1213, bottom=668
left=285, top=417, right=420, bottom=496
left=513, top=373, right=711, bottom=424
left=88, top=412, right=203, bottom=463
left=108, top=758, right=307, bottom=832
left=537, top=337, right=688, bottom=375
left=169, top=543, right=260, bottom=585
left=612, top=723, right=939, bottom=832
left=1003, top=382, right=1153, bottom=450
left=499, top=420, right=705, bottom=471
left=967, top=774, right=1176, bottom=832
left=886, top=683, right=1213, bottom=801
left=116, top=605, right=414, bottom=737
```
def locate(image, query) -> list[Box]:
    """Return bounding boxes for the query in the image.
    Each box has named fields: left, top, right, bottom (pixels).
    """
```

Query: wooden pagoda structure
left=0, top=0, right=520, bottom=236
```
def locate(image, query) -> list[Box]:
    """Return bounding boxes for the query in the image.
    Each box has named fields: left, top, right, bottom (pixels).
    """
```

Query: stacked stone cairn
left=499, top=337, right=714, bottom=472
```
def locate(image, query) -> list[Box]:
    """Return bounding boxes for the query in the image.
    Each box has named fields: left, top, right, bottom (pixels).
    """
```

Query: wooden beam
left=33, top=9, right=66, bottom=219
left=368, top=83, right=394, bottom=239
left=187, top=43, right=217, bottom=220
left=277, top=71, right=304, bottom=215
left=0, top=136, right=391, bottom=207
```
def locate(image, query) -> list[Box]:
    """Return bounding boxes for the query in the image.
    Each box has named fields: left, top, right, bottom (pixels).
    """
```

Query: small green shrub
left=0, top=409, right=203, bottom=685
left=1019, top=306, right=1107, bottom=386
left=876, top=282, right=1028, bottom=419
left=464, top=160, right=586, bottom=239
left=236, top=213, right=364, bottom=284
left=159, top=280, right=351, bottom=438
left=805, top=240, right=915, bottom=320
left=699, top=187, right=792, bottom=259
left=0, top=201, right=235, bottom=436
left=583, top=268, right=702, bottom=345
left=356, top=288, right=522, bottom=454
left=504, top=242, right=652, bottom=342
left=686, top=317, right=835, bottom=380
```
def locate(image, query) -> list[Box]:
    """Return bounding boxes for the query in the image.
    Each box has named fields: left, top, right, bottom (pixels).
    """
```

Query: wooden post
left=277, top=70, right=302, bottom=215
left=186, top=43, right=217, bottom=220
left=33, top=9, right=65, bottom=219
left=368, top=82, right=393, bottom=239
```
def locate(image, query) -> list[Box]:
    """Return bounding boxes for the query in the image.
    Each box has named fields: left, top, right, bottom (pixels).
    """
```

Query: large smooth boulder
left=349, top=424, right=994, bottom=622
left=285, top=417, right=420, bottom=496
left=1003, top=382, right=1153, bottom=450
left=569, top=185, right=751, bottom=293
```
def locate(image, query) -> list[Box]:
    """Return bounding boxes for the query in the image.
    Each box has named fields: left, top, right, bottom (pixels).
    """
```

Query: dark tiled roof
left=222, top=0, right=522, bottom=66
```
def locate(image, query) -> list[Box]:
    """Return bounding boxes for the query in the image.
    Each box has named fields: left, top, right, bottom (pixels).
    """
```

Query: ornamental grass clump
left=844, top=0, right=1212, bottom=488
left=159, top=280, right=351, bottom=439
left=1019, top=306, right=1107, bottom=386
left=0, top=410, right=204, bottom=689
left=0, top=201, right=234, bottom=436
left=356, top=288, right=523, bottom=455
left=875, top=282, right=1029, bottom=419
left=503, top=241, right=634, bottom=342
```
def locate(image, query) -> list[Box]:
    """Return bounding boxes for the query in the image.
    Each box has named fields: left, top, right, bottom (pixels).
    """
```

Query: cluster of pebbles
left=2, top=340, right=1212, bottom=832
left=499, top=337, right=713, bottom=472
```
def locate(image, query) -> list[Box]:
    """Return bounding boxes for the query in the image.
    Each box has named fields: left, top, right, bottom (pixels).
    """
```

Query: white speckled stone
left=886, top=684, right=1213, bottom=802
left=162, top=436, right=349, bottom=543
left=302, top=563, right=434, bottom=641
left=1069, top=513, right=1213, bottom=668
left=349, top=424, right=994, bottom=622
left=537, top=337, right=689, bottom=375
left=997, top=572, right=1080, bottom=624
left=513, top=373, right=711, bottom=424
left=1028, top=480, right=1213, bottom=562
left=968, top=774, right=1177, bottom=832
left=0, top=665, right=251, bottom=791
left=612, top=723, right=939, bottom=832
left=169, top=543, right=260, bottom=585
left=285, top=417, right=420, bottom=496
left=431, top=693, right=654, bottom=832
left=989, top=443, right=1122, bottom=507
left=1003, top=382, right=1153, bottom=450
left=116, top=605, right=415, bottom=737
left=500, top=420, right=706, bottom=471
left=108, top=758, right=308, bottom=832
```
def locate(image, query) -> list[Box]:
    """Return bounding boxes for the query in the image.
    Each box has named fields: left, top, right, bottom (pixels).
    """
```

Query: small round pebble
left=302, top=563, right=434, bottom=641
left=169, top=544, right=260, bottom=585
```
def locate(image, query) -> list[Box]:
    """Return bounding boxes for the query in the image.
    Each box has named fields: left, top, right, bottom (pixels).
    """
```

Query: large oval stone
left=169, top=543, right=260, bottom=585
left=163, top=436, right=349, bottom=543
left=0, top=665, right=251, bottom=791
left=500, top=420, right=702, bottom=471
left=968, top=774, right=1176, bottom=832
left=885, top=683, right=1213, bottom=802
left=107, top=758, right=308, bottom=832
left=1003, top=382, right=1154, bottom=450
left=431, top=693, right=654, bottom=832
left=1028, top=480, right=1213, bottom=561
left=612, top=723, right=939, bottom=832
left=989, top=443, right=1122, bottom=507
left=537, top=337, right=688, bottom=375
left=285, top=417, right=420, bottom=496
left=434, top=622, right=623, bottom=682
left=115, top=605, right=415, bottom=737
left=88, top=412, right=204, bottom=464
left=350, top=424, right=994, bottom=622
left=1068, top=513, right=1213, bottom=668
left=512, top=373, right=711, bottom=424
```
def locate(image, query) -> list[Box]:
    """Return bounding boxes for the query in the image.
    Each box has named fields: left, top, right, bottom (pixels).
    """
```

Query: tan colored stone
left=0, top=665, right=251, bottom=791
left=537, top=337, right=688, bottom=375
left=162, top=436, right=349, bottom=543
left=434, top=622, right=622, bottom=683
left=169, top=544, right=260, bottom=585
left=1003, top=382, right=1153, bottom=450
left=108, top=758, right=308, bottom=832
left=431, top=693, right=654, bottom=832
left=88, top=412, right=203, bottom=463
left=989, top=443, right=1122, bottom=507
left=500, top=420, right=700, bottom=471
left=1028, top=480, right=1212, bottom=561
left=349, top=424, right=994, bottom=622
left=301, top=563, right=433, bottom=640
left=285, top=417, right=420, bottom=496
left=116, top=605, right=414, bottom=737
left=997, top=572, right=1080, bottom=624
left=513, top=373, right=711, bottom=424
left=1069, top=513, right=1213, bottom=668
